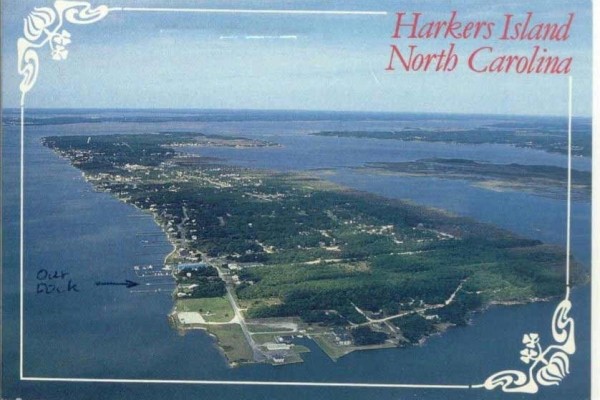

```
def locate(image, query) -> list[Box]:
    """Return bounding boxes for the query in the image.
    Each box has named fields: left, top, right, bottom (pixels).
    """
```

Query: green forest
left=43, top=132, right=588, bottom=344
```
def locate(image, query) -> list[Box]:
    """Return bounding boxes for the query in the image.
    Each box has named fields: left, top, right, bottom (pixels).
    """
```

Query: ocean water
left=1, top=110, right=591, bottom=399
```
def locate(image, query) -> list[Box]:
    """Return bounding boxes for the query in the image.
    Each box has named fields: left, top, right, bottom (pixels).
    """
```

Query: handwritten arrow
left=95, top=280, right=140, bottom=289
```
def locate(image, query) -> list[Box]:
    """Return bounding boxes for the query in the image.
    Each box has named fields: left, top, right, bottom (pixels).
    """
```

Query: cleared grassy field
left=175, top=297, right=234, bottom=323
left=207, top=324, right=254, bottom=364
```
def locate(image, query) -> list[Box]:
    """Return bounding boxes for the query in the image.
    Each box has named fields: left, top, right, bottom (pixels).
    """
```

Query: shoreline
left=59, top=146, right=584, bottom=367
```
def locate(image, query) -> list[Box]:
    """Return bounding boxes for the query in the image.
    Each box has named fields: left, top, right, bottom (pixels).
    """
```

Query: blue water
left=2, top=110, right=591, bottom=399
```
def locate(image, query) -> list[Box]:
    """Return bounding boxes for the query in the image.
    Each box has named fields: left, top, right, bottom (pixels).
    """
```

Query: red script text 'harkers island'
left=385, top=11, right=574, bottom=74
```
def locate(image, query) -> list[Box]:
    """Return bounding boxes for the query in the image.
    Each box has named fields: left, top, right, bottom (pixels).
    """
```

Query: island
left=311, top=121, right=591, bottom=157
left=42, top=132, right=587, bottom=367
left=357, top=158, right=591, bottom=201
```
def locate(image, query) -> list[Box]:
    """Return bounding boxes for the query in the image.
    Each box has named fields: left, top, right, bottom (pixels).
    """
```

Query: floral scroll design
left=483, top=295, right=575, bottom=394
left=17, top=1, right=110, bottom=105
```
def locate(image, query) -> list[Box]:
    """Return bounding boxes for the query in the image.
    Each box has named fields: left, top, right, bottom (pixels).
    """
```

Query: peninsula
left=42, top=132, right=587, bottom=366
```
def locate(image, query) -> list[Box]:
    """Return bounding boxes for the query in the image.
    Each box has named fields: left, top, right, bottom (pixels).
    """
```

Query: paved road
left=215, top=265, right=266, bottom=362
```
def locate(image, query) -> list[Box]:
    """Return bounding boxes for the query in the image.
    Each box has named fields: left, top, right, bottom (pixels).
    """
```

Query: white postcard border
left=16, top=1, right=578, bottom=394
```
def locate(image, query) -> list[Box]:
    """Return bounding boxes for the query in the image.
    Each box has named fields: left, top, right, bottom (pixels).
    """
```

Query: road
left=215, top=264, right=266, bottom=362
left=171, top=210, right=267, bottom=362
left=355, top=279, right=467, bottom=326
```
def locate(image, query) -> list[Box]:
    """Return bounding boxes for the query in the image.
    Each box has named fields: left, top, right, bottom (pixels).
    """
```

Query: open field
left=175, top=297, right=234, bottom=323
left=206, top=324, right=255, bottom=365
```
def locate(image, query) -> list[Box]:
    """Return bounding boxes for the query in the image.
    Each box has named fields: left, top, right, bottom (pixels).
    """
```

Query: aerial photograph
left=0, top=1, right=593, bottom=399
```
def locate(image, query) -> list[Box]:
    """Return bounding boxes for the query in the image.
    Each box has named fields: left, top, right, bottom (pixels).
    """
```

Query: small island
left=42, top=132, right=587, bottom=367
left=358, top=158, right=591, bottom=201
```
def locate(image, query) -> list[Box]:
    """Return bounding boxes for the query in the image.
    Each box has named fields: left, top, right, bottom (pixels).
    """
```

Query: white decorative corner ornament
left=17, top=1, right=110, bottom=105
left=482, top=293, right=575, bottom=393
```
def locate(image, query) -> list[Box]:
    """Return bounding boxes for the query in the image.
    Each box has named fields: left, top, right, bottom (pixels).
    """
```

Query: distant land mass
left=312, top=122, right=591, bottom=157
left=42, top=132, right=587, bottom=367
left=359, top=158, right=590, bottom=201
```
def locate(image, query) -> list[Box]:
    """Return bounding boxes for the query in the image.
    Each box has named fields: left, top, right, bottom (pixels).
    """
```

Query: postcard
left=0, top=1, right=595, bottom=399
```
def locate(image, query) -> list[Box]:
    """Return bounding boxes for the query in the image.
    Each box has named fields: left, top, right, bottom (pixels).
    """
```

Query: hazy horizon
left=0, top=107, right=593, bottom=120
left=1, top=0, right=593, bottom=116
